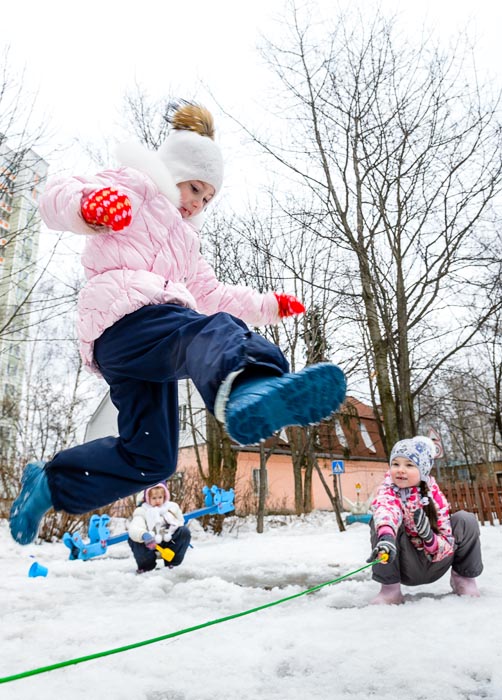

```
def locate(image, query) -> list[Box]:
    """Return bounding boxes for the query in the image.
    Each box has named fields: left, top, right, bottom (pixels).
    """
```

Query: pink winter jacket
left=39, top=164, right=280, bottom=372
left=370, top=473, right=455, bottom=562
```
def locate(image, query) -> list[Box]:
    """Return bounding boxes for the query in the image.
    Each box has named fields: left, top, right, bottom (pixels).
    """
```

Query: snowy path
left=0, top=513, right=501, bottom=700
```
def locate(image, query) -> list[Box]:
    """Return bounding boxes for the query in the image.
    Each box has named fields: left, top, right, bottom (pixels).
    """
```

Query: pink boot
left=370, top=583, right=404, bottom=605
left=450, top=570, right=480, bottom=597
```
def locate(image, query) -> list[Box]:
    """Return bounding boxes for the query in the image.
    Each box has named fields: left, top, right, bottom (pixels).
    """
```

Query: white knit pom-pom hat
left=158, top=102, right=223, bottom=194
left=390, top=436, right=436, bottom=481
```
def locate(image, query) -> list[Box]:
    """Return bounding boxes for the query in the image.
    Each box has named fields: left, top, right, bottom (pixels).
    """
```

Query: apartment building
left=0, top=138, right=48, bottom=472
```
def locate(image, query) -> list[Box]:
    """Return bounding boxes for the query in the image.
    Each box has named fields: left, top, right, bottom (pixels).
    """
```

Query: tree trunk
left=313, top=458, right=345, bottom=532
left=256, top=442, right=268, bottom=533
left=287, top=426, right=307, bottom=514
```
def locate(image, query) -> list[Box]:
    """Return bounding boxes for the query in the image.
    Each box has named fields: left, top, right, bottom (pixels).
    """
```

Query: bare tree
left=256, top=440, right=283, bottom=533
left=205, top=202, right=351, bottom=518
left=482, top=236, right=502, bottom=452
left=225, top=5, right=502, bottom=452
left=122, top=82, right=172, bottom=150
left=487, top=316, right=502, bottom=453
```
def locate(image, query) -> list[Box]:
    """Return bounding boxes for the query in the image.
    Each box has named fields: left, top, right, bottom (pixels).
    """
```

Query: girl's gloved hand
left=413, top=509, right=435, bottom=547
left=142, top=532, right=157, bottom=550
left=274, top=293, right=306, bottom=318
left=367, top=534, right=397, bottom=564
left=81, top=187, right=132, bottom=231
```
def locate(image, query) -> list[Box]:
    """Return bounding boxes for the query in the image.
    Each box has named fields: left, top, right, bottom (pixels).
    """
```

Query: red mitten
left=274, top=292, right=306, bottom=318
left=81, top=187, right=132, bottom=231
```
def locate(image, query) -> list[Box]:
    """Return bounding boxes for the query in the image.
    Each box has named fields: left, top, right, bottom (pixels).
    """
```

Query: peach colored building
left=178, top=445, right=388, bottom=512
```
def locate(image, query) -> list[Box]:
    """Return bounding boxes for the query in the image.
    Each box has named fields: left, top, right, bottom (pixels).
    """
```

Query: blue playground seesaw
left=62, top=485, right=235, bottom=561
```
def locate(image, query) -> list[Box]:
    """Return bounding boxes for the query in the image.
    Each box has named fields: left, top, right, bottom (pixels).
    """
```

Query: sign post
left=331, top=460, right=345, bottom=504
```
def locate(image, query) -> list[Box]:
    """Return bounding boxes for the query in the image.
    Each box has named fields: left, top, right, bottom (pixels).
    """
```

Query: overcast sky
left=3, top=0, right=501, bottom=170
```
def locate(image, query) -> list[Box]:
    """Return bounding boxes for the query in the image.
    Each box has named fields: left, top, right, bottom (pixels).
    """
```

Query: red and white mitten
left=274, top=292, right=306, bottom=318
left=81, top=187, right=132, bottom=231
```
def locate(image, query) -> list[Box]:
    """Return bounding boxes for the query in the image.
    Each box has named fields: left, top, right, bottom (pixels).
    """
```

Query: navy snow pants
left=46, top=304, right=289, bottom=514
left=128, top=525, right=192, bottom=572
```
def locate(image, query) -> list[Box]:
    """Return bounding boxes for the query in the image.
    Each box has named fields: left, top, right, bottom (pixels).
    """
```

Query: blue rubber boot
left=9, top=462, right=52, bottom=545
left=224, top=362, right=346, bottom=445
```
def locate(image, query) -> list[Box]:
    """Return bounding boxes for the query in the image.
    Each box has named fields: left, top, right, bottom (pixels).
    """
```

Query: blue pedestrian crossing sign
left=331, top=460, right=345, bottom=474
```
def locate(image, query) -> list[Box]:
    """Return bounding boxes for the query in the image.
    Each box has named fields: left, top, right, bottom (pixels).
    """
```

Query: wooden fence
left=439, top=480, right=502, bottom=526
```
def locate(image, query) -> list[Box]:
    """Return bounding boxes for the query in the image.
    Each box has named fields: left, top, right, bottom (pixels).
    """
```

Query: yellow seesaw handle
left=156, top=544, right=175, bottom=562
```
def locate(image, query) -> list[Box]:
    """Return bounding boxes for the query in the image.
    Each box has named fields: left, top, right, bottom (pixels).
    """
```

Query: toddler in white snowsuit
left=128, top=482, right=190, bottom=573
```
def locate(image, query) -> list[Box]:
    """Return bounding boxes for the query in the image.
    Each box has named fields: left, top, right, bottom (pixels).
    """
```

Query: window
left=23, top=237, right=34, bottom=259
left=252, top=468, right=268, bottom=497
left=6, top=361, right=17, bottom=377
left=32, top=173, right=41, bottom=201
left=0, top=192, right=12, bottom=210
left=179, top=404, right=188, bottom=431
left=0, top=425, right=11, bottom=443
left=4, top=382, right=16, bottom=398
left=335, top=419, right=348, bottom=448
left=360, top=422, right=377, bottom=453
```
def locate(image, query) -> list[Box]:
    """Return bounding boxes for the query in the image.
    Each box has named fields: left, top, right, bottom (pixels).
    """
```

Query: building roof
left=237, top=395, right=387, bottom=461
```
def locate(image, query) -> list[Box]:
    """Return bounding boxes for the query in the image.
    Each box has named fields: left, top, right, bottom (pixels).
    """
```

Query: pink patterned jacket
left=371, top=473, right=455, bottom=562
left=39, top=160, right=280, bottom=373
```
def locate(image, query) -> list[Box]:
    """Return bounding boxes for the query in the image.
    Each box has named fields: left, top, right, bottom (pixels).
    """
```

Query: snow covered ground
left=0, top=511, right=501, bottom=700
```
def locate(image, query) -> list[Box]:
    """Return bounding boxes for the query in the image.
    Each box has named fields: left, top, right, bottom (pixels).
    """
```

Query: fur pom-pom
left=168, top=101, right=215, bottom=140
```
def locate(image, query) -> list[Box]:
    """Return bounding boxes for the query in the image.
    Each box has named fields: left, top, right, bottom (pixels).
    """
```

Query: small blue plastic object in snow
left=346, top=513, right=372, bottom=525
